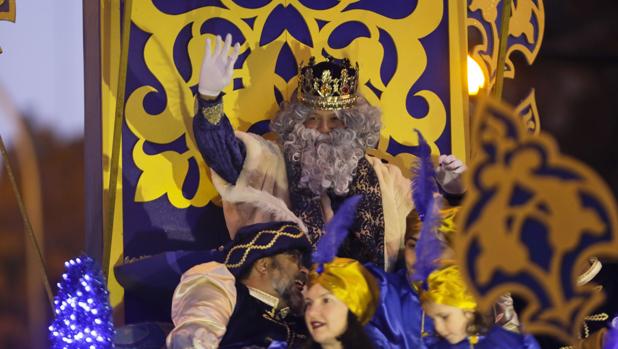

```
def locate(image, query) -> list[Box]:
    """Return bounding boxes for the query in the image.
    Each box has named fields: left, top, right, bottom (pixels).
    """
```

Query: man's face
left=269, top=250, right=309, bottom=314
left=303, top=109, right=345, bottom=134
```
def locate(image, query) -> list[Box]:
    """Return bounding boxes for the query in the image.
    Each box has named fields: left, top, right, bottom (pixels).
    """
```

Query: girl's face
left=304, top=283, right=348, bottom=345
left=423, top=302, right=474, bottom=344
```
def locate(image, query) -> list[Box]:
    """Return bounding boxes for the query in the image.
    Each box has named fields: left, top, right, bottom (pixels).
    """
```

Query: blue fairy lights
left=49, top=255, right=114, bottom=349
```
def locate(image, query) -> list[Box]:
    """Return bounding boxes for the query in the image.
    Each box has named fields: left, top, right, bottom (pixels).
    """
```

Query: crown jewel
left=297, top=56, right=359, bottom=110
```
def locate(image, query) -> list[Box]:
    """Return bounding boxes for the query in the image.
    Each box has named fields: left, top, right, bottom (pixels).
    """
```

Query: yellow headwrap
left=437, top=207, right=458, bottom=242
left=420, top=264, right=477, bottom=310
left=309, top=257, right=380, bottom=325
left=410, top=207, right=459, bottom=246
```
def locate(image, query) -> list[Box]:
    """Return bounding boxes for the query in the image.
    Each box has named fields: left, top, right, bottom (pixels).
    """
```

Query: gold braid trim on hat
left=224, top=225, right=305, bottom=269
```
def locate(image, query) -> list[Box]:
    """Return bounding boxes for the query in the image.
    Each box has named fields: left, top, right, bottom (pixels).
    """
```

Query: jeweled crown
left=297, top=56, right=359, bottom=110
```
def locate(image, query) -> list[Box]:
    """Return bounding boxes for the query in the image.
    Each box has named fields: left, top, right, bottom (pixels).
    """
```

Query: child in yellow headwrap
left=420, top=264, right=540, bottom=349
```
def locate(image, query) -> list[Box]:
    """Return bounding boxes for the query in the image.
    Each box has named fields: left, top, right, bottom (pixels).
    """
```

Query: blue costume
left=428, top=326, right=540, bottom=349
left=365, top=264, right=434, bottom=349
left=193, top=94, right=246, bottom=186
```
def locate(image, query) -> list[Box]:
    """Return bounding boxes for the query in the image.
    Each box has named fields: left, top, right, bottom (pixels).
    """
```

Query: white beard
left=283, top=125, right=364, bottom=196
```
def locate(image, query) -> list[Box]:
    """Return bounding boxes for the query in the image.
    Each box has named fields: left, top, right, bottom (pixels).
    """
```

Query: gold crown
left=297, top=56, right=359, bottom=110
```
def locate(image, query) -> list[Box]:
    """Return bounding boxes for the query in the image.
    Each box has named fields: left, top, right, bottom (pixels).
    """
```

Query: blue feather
left=411, top=129, right=438, bottom=221
left=410, top=196, right=443, bottom=286
left=312, top=195, right=362, bottom=269
left=605, top=316, right=618, bottom=349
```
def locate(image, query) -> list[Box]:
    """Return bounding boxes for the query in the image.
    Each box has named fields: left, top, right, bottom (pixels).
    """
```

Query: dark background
left=500, top=1, right=618, bottom=347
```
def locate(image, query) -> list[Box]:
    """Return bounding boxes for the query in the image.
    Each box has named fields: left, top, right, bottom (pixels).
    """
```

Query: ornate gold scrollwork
left=0, top=0, right=17, bottom=54
left=125, top=1, right=466, bottom=208
left=456, top=95, right=618, bottom=344
left=514, top=88, right=540, bottom=135
left=467, top=0, right=544, bottom=90
left=468, top=0, right=544, bottom=133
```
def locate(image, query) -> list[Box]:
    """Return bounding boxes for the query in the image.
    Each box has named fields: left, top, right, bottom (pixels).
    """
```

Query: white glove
left=198, top=33, right=240, bottom=97
left=435, top=154, right=467, bottom=195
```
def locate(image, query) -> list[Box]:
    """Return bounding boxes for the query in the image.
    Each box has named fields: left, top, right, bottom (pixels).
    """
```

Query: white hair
left=270, top=95, right=381, bottom=195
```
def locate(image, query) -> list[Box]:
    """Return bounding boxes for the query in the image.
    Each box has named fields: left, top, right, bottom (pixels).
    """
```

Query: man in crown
left=194, top=34, right=466, bottom=271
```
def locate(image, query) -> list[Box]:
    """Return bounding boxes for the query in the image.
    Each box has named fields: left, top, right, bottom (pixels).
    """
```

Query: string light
left=49, top=255, right=114, bottom=349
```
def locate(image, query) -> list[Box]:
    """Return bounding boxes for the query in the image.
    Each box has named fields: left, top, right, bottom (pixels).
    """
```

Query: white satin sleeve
left=166, top=262, right=237, bottom=349
left=367, top=156, right=414, bottom=271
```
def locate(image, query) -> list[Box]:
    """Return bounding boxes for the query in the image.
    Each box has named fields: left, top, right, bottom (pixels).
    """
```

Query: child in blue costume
left=420, top=264, right=540, bottom=349
left=364, top=263, right=432, bottom=348
left=363, top=209, right=448, bottom=348
left=362, top=129, right=465, bottom=348
left=364, top=207, right=467, bottom=348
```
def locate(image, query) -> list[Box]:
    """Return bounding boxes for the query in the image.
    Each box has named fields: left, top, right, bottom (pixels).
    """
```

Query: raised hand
left=198, top=33, right=240, bottom=97
left=435, top=154, right=467, bottom=194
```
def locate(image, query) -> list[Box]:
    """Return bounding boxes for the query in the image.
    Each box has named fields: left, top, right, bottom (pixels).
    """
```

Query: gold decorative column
left=0, top=0, right=16, bottom=54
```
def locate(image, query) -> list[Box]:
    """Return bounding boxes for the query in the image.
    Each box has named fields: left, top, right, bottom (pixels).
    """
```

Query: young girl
left=303, top=257, right=379, bottom=349
left=420, top=264, right=540, bottom=349
left=265, top=196, right=377, bottom=349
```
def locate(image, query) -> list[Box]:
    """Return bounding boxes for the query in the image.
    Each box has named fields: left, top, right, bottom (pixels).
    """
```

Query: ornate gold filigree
left=514, top=88, right=540, bottom=135
left=467, top=0, right=544, bottom=91
left=455, top=96, right=618, bottom=344
left=200, top=103, right=223, bottom=125
left=0, top=0, right=16, bottom=54
left=0, top=0, right=15, bottom=21
left=125, top=0, right=467, bottom=208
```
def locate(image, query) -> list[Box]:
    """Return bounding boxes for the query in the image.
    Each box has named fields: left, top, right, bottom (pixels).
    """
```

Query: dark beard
left=278, top=271, right=308, bottom=316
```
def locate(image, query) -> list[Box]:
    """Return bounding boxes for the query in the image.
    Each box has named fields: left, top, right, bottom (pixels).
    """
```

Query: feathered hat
left=407, top=131, right=476, bottom=310
left=409, top=129, right=444, bottom=285
left=223, top=221, right=312, bottom=278
left=309, top=195, right=380, bottom=325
